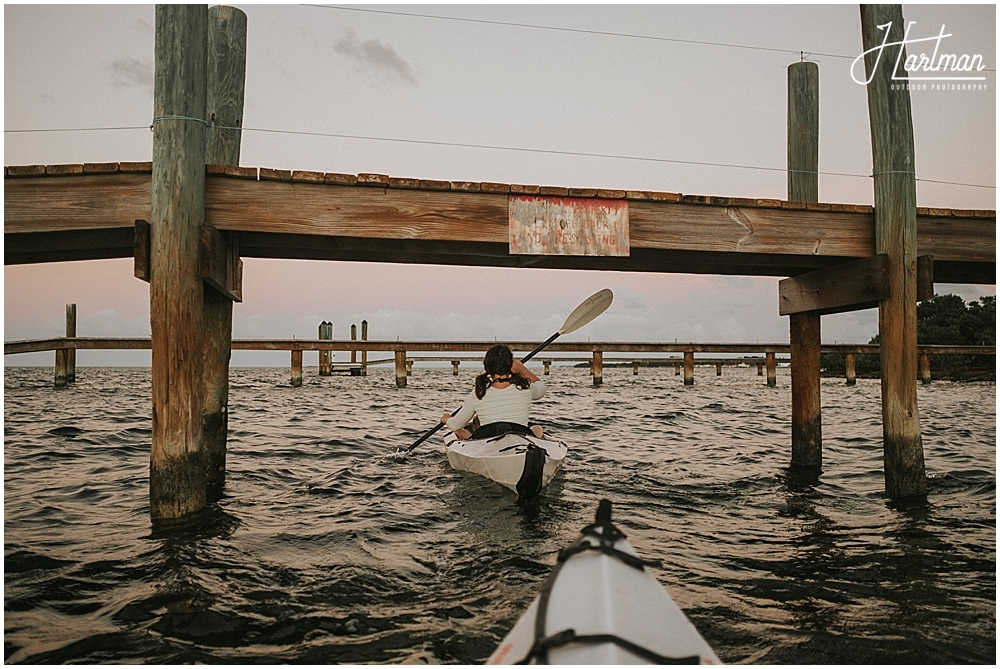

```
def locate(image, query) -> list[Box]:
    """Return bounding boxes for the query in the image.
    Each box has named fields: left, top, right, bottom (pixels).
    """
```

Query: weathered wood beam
left=5, top=171, right=992, bottom=282
left=862, top=4, right=926, bottom=500
left=780, top=255, right=889, bottom=316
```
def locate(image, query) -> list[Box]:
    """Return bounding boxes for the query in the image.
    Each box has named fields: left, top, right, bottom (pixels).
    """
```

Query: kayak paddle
left=404, top=288, right=614, bottom=453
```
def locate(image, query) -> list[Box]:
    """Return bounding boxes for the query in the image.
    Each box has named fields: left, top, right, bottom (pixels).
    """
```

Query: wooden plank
left=199, top=223, right=242, bottom=302
left=861, top=4, right=926, bottom=500
left=778, top=255, right=889, bottom=315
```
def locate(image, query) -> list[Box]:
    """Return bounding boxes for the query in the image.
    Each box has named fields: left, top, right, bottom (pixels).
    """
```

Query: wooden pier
left=4, top=5, right=995, bottom=519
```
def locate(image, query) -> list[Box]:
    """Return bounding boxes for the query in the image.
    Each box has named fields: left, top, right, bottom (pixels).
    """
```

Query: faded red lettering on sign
left=509, top=196, right=630, bottom=256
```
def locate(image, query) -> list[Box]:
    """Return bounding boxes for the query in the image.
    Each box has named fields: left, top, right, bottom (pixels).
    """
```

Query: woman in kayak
left=441, top=344, right=546, bottom=440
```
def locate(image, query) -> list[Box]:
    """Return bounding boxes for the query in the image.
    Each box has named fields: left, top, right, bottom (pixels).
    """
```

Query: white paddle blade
left=558, top=289, right=613, bottom=335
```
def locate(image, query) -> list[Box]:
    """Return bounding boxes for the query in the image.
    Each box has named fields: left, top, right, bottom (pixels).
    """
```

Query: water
left=4, top=365, right=995, bottom=664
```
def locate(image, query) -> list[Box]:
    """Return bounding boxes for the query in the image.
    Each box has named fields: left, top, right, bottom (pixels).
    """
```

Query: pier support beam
left=361, top=320, right=368, bottom=376
left=787, top=59, right=822, bottom=469
left=202, top=4, right=247, bottom=501
left=683, top=351, right=694, bottom=386
left=715, top=362, right=722, bottom=376
left=846, top=353, right=857, bottom=386
left=920, top=352, right=931, bottom=384
left=351, top=324, right=357, bottom=365
left=632, top=360, right=639, bottom=375
left=318, top=322, right=332, bottom=375
left=395, top=351, right=407, bottom=388
left=452, top=360, right=460, bottom=376
left=862, top=4, right=926, bottom=500
left=592, top=351, right=603, bottom=386
left=406, top=360, right=413, bottom=376
left=757, top=361, right=763, bottom=376
left=65, top=304, right=77, bottom=383
left=766, top=352, right=776, bottom=387
left=149, top=4, right=209, bottom=522
left=543, top=360, right=551, bottom=375
left=290, top=350, right=303, bottom=387
left=55, top=348, right=69, bottom=388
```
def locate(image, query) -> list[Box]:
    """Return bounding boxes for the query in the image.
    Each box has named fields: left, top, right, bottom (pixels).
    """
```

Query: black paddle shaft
left=403, top=332, right=561, bottom=453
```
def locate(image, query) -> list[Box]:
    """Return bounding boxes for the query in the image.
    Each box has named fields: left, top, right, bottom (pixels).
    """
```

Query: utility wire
left=307, top=4, right=997, bottom=72
left=6, top=123, right=995, bottom=190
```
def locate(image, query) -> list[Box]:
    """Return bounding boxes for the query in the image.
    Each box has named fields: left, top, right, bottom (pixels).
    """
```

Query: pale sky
left=4, top=4, right=995, bottom=366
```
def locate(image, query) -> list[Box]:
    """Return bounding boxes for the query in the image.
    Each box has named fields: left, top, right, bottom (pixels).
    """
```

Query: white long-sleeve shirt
left=446, top=380, right=546, bottom=431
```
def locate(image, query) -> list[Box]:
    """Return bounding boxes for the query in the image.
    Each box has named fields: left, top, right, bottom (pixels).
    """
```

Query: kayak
left=488, top=500, right=722, bottom=665
left=443, top=431, right=568, bottom=500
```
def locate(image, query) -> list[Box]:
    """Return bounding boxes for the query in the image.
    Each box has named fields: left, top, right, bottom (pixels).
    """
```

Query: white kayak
left=488, top=500, right=722, bottom=665
left=443, top=431, right=568, bottom=500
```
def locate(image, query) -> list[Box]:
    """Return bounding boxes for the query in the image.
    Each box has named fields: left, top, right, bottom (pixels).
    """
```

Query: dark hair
left=475, top=344, right=530, bottom=399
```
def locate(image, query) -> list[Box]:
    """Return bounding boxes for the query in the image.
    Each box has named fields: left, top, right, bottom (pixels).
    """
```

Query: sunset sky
left=4, top=4, right=995, bottom=366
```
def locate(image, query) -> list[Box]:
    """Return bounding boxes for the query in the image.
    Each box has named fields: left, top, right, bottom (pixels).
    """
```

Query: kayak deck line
left=489, top=500, right=722, bottom=665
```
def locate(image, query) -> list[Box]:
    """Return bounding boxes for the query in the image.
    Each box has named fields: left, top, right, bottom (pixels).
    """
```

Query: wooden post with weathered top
left=149, top=4, right=209, bottom=522
left=65, top=304, right=77, bottom=383
left=452, top=360, right=460, bottom=376
left=318, top=321, right=332, bottom=375
left=543, top=360, right=551, bottom=375
left=202, top=4, right=247, bottom=501
left=766, top=352, right=776, bottom=387
left=360, top=319, right=368, bottom=376
left=861, top=4, right=926, bottom=500
left=920, top=352, right=931, bottom=384
left=845, top=353, right=857, bottom=386
left=351, top=324, right=357, bottom=364
left=787, top=59, right=822, bottom=469
left=592, top=351, right=603, bottom=386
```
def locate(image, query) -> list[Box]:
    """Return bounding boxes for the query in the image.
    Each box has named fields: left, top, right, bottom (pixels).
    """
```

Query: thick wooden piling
left=149, top=4, right=209, bottom=522
left=846, top=353, right=857, bottom=386
left=861, top=4, right=926, bottom=500
left=290, top=349, right=303, bottom=387
left=592, top=351, right=603, bottom=386
left=790, top=312, right=822, bottom=466
left=55, top=348, right=69, bottom=388
left=202, top=5, right=247, bottom=501
left=920, top=353, right=931, bottom=384
left=395, top=351, right=407, bottom=388
left=361, top=320, right=368, bottom=376
left=788, top=59, right=823, bottom=469
left=65, top=304, right=77, bottom=383
left=683, top=351, right=694, bottom=385
left=452, top=360, right=460, bottom=375
left=766, top=352, right=776, bottom=387
left=318, top=321, right=332, bottom=375
left=351, top=324, right=357, bottom=364
left=632, top=360, right=639, bottom=375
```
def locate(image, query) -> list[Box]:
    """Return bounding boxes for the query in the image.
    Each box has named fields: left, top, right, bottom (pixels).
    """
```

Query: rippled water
left=4, top=365, right=995, bottom=664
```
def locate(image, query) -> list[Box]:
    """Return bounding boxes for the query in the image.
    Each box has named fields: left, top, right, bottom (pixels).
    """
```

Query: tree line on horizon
left=822, top=294, right=996, bottom=380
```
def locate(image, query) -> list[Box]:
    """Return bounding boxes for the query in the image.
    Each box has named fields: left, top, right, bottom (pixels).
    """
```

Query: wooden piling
left=715, top=361, right=722, bottom=376
left=846, top=353, right=857, bottom=386
left=543, top=360, right=551, bottom=375
left=290, top=349, right=303, bottom=387
left=351, top=324, right=357, bottom=364
left=202, top=5, right=247, bottom=502
left=757, top=361, right=763, bottom=376
left=632, top=360, right=639, bottom=375
left=766, top=352, right=776, bottom=387
left=360, top=320, right=368, bottom=376
left=790, top=312, right=822, bottom=467
left=149, top=4, right=209, bottom=521
left=406, top=359, right=413, bottom=376
left=788, top=59, right=823, bottom=469
left=861, top=4, right=926, bottom=500
left=452, top=360, right=460, bottom=376
left=683, top=351, right=694, bottom=385
left=592, top=351, right=603, bottom=386
left=675, top=361, right=681, bottom=376
left=920, top=352, right=931, bottom=384
left=395, top=351, right=407, bottom=388
left=318, top=322, right=332, bottom=375
left=55, top=348, right=69, bottom=388
left=65, top=304, right=77, bottom=383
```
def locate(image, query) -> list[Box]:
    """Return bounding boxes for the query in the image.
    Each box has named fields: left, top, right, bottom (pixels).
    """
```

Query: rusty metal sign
left=509, top=196, right=630, bottom=256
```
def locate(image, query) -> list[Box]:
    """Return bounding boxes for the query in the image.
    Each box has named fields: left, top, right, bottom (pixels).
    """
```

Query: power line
left=307, top=4, right=997, bottom=72
left=5, top=123, right=995, bottom=190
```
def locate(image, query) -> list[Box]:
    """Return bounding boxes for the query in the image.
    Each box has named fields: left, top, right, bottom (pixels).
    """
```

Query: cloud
left=109, top=57, right=153, bottom=90
left=333, top=28, right=417, bottom=85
